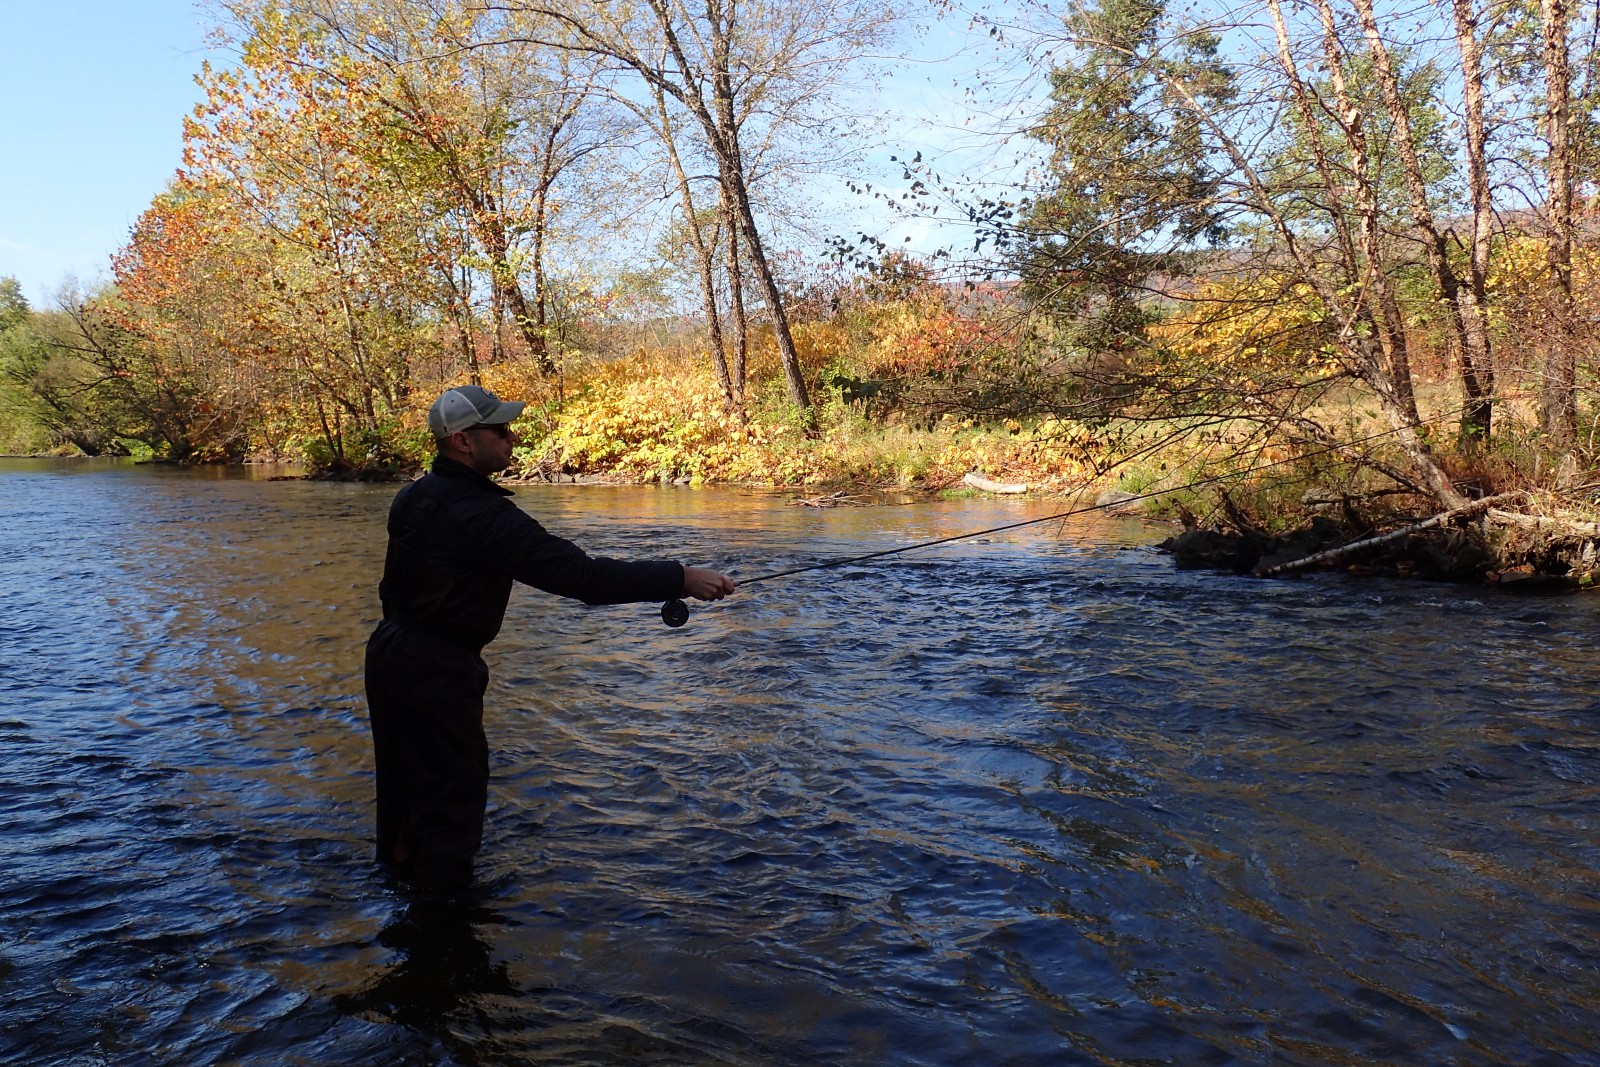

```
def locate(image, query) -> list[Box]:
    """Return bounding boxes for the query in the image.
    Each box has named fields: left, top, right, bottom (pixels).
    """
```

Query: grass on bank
left=465, top=346, right=1109, bottom=493
left=449, top=345, right=1593, bottom=542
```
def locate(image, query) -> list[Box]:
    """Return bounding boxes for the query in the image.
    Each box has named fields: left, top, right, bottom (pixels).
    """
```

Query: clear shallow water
left=2, top=457, right=1598, bottom=1066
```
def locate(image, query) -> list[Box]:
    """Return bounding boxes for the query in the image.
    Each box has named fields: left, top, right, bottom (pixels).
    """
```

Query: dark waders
left=364, top=618, right=490, bottom=892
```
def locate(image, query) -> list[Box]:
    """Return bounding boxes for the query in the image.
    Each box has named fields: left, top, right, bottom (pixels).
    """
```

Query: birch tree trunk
left=700, top=0, right=810, bottom=413
left=1448, top=0, right=1499, bottom=441
left=1353, top=0, right=1495, bottom=444
left=719, top=193, right=749, bottom=407
left=642, top=87, right=735, bottom=404
left=1184, top=3, right=1467, bottom=507
left=1541, top=0, right=1578, bottom=443
left=1311, top=0, right=1420, bottom=424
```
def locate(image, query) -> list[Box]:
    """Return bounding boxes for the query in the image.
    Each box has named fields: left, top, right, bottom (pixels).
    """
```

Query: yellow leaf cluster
left=416, top=310, right=1107, bottom=491
left=1150, top=274, right=1336, bottom=375
left=1484, top=234, right=1600, bottom=323
left=545, top=355, right=761, bottom=483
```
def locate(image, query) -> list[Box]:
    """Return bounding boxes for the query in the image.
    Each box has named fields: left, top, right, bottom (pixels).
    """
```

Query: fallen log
left=790, top=491, right=867, bottom=508
left=1485, top=509, right=1600, bottom=540
left=1255, top=492, right=1523, bottom=577
left=963, top=472, right=1028, bottom=494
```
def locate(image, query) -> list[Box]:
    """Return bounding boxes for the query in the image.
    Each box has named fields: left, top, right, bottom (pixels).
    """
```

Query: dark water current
left=2, top=457, right=1599, bottom=1066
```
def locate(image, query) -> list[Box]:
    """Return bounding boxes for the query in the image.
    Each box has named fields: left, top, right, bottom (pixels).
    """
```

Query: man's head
left=429, top=385, right=525, bottom=475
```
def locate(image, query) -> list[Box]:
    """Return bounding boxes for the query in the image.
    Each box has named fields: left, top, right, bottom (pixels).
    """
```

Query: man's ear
left=438, top=430, right=470, bottom=458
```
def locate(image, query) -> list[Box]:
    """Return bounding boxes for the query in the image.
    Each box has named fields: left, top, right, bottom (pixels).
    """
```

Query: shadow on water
left=334, top=895, right=519, bottom=1064
left=3, top=459, right=1600, bottom=1065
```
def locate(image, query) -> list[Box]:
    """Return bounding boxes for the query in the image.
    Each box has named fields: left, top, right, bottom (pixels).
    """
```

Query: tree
left=977, top=0, right=1487, bottom=505
left=653, top=200, right=744, bottom=405
left=180, top=6, right=439, bottom=464
left=1539, top=0, right=1578, bottom=443
left=0, top=278, right=26, bottom=333
left=1348, top=0, right=1496, bottom=442
left=0, top=279, right=57, bottom=453
left=1015, top=0, right=1233, bottom=364
left=266, top=0, right=633, bottom=376
left=493, top=0, right=898, bottom=416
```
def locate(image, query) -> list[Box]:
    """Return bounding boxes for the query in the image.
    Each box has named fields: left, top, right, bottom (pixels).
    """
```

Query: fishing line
left=658, top=408, right=1473, bottom=627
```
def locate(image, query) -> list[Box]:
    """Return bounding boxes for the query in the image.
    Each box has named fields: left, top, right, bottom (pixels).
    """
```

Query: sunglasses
left=467, top=423, right=513, bottom=439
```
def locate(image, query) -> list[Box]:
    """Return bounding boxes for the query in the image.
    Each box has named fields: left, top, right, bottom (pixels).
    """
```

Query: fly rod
left=657, top=414, right=1466, bottom=627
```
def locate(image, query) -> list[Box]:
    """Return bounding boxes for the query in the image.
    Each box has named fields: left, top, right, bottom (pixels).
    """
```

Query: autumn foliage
left=10, top=0, right=1600, bottom=524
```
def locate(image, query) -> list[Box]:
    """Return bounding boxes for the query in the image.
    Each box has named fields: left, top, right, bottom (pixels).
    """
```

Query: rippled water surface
left=3, top=457, right=1599, bottom=1065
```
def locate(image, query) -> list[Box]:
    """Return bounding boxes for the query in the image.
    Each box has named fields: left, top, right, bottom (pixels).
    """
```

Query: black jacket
left=377, top=457, right=684, bottom=651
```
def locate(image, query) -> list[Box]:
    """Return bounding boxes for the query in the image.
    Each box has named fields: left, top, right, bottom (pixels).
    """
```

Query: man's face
left=457, top=422, right=518, bottom=475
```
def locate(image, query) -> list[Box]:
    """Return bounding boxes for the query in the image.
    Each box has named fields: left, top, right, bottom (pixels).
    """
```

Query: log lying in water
left=1255, top=493, right=1522, bottom=577
left=789, top=491, right=868, bottom=508
left=1485, top=508, right=1600, bottom=540
left=963, top=472, right=1028, bottom=494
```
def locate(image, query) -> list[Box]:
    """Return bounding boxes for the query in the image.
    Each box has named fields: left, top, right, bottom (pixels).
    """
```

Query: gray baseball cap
left=428, top=385, right=526, bottom=437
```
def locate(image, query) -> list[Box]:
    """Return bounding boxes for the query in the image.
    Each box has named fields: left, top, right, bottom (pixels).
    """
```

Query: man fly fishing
left=364, top=385, right=736, bottom=892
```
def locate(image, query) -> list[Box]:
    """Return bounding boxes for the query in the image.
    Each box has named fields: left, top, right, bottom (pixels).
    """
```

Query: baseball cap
left=428, top=385, right=526, bottom=437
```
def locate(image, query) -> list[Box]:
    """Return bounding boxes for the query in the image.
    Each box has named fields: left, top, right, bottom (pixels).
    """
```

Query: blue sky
left=0, top=2, right=220, bottom=305
left=0, top=4, right=1028, bottom=307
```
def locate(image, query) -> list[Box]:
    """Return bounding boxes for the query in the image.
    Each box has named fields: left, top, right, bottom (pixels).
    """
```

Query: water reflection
left=339, top=897, right=518, bottom=1028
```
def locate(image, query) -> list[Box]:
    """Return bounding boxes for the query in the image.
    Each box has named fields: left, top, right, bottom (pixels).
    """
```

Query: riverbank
left=503, top=457, right=1600, bottom=591
left=1160, top=494, right=1600, bottom=591
left=21, top=433, right=1597, bottom=590
left=502, top=462, right=1600, bottom=590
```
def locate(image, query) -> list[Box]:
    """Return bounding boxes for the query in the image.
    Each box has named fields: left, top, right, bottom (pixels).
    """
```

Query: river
left=1, top=457, right=1597, bottom=1066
